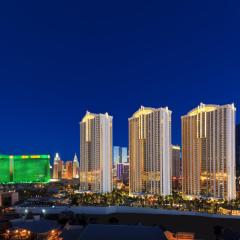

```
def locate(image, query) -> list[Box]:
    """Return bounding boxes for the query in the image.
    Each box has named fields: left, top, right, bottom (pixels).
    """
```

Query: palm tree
left=157, top=195, right=164, bottom=208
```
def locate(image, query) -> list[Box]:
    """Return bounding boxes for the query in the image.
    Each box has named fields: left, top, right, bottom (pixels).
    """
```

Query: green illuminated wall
left=0, top=155, right=50, bottom=183
left=0, top=155, right=11, bottom=182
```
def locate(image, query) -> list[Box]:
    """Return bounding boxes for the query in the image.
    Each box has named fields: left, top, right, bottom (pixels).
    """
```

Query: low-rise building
left=0, top=192, right=19, bottom=207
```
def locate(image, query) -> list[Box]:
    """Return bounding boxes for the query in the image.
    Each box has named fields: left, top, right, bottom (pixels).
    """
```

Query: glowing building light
left=0, top=155, right=50, bottom=184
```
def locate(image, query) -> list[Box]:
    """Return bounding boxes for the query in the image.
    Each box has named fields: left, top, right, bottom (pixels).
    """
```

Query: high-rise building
left=53, top=153, right=63, bottom=179
left=116, top=163, right=124, bottom=180
left=172, top=145, right=181, bottom=191
left=79, top=111, right=113, bottom=193
left=182, top=103, right=236, bottom=200
left=236, top=124, right=240, bottom=173
left=121, top=147, right=128, bottom=163
left=62, top=161, right=73, bottom=180
left=122, top=163, right=130, bottom=186
left=129, top=106, right=172, bottom=196
left=113, top=146, right=120, bottom=166
left=113, top=146, right=128, bottom=187
left=113, top=146, right=128, bottom=165
left=172, top=145, right=182, bottom=191
left=236, top=124, right=240, bottom=192
left=116, top=162, right=129, bottom=185
left=172, top=145, right=181, bottom=178
left=53, top=153, right=60, bottom=179
left=73, top=153, right=79, bottom=179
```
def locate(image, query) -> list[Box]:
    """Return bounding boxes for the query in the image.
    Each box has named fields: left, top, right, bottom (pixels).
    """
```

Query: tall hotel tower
left=129, top=106, right=172, bottom=196
left=182, top=103, right=236, bottom=200
left=72, top=153, right=79, bottom=179
left=53, top=153, right=63, bottom=179
left=79, top=111, right=113, bottom=193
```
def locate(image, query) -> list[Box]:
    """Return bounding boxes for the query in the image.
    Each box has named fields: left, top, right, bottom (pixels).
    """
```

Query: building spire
left=54, top=153, right=60, bottom=163
left=73, top=153, right=78, bottom=162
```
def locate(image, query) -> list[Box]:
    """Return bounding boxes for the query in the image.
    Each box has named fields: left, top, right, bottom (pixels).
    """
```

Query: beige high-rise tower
left=79, top=111, right=113, bottom=193
left=182, top=103, right=236, bottom=200
left=129, top=106, right=172, bottom=196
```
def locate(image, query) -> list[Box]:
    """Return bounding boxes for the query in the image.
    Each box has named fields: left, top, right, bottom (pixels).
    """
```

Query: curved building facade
left=129, top=106, right=172, bottom=196
left=182, top=103, right=236, bottom=200
left=80, top=111, right=113, bottom=193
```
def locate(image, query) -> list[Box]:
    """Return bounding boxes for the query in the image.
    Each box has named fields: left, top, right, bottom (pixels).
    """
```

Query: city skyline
left=0, top=102, right=238, bottom=161
left=1, top=2, right=240, bottom=239
left=1, top=1, right=240, bottom=159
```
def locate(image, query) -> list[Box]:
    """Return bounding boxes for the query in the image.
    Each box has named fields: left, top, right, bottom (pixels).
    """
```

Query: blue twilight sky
left=0, top=1, right=239, bottom=160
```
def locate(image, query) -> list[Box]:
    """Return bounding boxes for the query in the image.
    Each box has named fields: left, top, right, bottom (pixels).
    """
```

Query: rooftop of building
left=0, top=155, right=50, bottom=160
left=81, top=111, right=112, bottom=123
left=79, top=224, right=167, bottom=240
left=172, top=145, right=181, bottom=150
left=11, top=218, right=60, bottom=234
left=187, top=103, right=218, bottom=116
left=184, top=103, right=235, bottom=117
left=60, top=228, right=84, bottom=240
left=130, top=106, right=171, bottom=119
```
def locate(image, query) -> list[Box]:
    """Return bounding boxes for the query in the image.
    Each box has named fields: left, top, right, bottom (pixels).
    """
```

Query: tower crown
left=188, top=104, right=218, bottom=116
left=54, top=153, right=60, bottom=162
left=73, top=153, right=78, bottom=162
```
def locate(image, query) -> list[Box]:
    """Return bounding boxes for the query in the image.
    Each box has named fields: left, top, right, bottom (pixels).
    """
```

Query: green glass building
left=0, top=155, right=50, bottom=183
